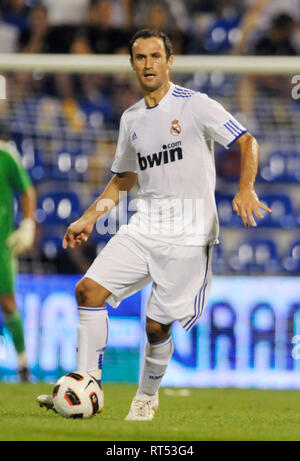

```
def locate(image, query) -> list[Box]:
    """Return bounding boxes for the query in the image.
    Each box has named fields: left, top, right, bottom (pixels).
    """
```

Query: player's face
left=130, top=37, right=173, bottom=92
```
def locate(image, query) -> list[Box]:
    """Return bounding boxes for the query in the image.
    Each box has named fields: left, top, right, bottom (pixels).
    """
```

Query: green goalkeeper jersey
left=0, top=140, right=32, bottom=244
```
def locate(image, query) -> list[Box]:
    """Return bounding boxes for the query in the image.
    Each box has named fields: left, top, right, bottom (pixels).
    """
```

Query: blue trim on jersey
left=78, top=307, right=107, bottom=311
left=228, top=119, right=243, bottom=133
left=172, top=93, right=194, bottom=98
left=146, top=104, right=159, bottom=109
left=227, top=120, right=242, bottom=136
left=173, top=94, right=194, bottom=98
left=224, top=119, right=245, bottom=137
left=224, top=122, right=238, bottom=137
left=227, top=130, right=248, bottom=147
left=111, top=170, right=128, bottom=175
left=173, top=86, right=194, bottom=93
left=173, top=90, right=194, bottom=95
left=172, top=86, right=195, bottom=98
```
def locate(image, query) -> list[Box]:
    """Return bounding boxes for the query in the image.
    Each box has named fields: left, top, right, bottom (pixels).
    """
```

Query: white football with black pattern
left=52, top=371, right=104, bottom=419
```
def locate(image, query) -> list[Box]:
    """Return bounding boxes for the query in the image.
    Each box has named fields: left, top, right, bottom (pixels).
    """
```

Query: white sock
left=137, top=336, right=174, bottom=396
left=77, top=307, right=108, bottom=384
left=17, top=351, right=28, bottom=368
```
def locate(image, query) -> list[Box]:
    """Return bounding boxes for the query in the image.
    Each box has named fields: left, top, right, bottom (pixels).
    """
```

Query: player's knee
left=75, top=278, right=107, bottom=307
left=0, top=295, right=17, bottom=314
left=146, top=317, right=171, bottom=343
left=75, top=279, right=88, bottom=305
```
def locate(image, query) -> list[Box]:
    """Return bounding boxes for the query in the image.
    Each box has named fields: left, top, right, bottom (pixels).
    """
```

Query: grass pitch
left=0, top=382, right=300, bottom=441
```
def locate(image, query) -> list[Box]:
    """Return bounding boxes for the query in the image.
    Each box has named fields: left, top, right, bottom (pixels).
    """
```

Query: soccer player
left=37, top=29, right=272, bottom=419
left=0, top=128, right=36, bottom=382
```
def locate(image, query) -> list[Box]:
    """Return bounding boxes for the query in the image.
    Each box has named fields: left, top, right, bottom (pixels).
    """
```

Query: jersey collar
left=144, top=82, right=174, bottom=113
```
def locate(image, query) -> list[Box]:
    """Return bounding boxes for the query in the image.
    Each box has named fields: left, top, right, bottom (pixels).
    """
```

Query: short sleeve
left=3, top=148, right=32, bottom=193
left=190, top=93, right=248, bottom=148
left=111, top=113, right=137, bottom=174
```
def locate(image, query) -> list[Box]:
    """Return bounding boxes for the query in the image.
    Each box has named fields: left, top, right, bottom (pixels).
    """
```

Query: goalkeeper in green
left=0, top=131, right=36, bottom=382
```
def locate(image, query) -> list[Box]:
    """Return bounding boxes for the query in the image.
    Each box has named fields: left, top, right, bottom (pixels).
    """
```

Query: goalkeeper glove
left=6, top=218, right=36, bottom=256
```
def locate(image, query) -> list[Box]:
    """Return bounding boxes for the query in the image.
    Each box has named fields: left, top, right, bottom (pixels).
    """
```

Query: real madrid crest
left=170, top=120, right=182, bottom=136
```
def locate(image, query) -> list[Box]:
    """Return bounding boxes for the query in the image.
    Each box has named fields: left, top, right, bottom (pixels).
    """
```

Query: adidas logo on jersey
left=137, top=141, right=183, bottom=171
left=132, top=132, right=138, bottom=141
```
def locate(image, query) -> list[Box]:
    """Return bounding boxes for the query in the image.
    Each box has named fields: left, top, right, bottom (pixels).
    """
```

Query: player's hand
left=232, top=189, right=272, bottom=228
left=6, top=218, right=36, bottom=256
left=63, top=217, right=95, bottom=249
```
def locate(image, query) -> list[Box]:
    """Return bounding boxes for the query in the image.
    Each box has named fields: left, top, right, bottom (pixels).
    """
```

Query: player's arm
left=5, top=142, right=37, bottom=256
left=63, top=171, right=137, bottom=249
left=21, top=185, right=36, bottom=221
left=7, top=185, right=37, bottom=255
left=232, top=132, right=272, bottom=228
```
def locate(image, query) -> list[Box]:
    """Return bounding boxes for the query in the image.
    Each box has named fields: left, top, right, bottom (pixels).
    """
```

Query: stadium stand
left=260, top=150, right=300, bottom=183
left=211, top=242, right=229, bottom=275
left=215, top=193, right=242, bottom=228
left=0, top=0, right=299, bottom=275
left=282, top=241, right=300, bottom=274
left=257, top=194, right=296, bottom=229
left=228, top=238, right=281, bottom=275
left=36, top=190, right=82, bottom=226
left=41, top=233, right=64, bottom=260
left=52, top=149, right=89, bottom=182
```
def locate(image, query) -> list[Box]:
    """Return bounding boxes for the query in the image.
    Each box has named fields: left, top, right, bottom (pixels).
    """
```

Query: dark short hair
left=129, top=29, right=173, bottom=60
left=272, top=13, right=294, bottom=29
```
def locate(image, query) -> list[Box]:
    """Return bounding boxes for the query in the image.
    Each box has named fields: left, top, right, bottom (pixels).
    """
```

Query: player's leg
left=0, top=295, right=30, bottom=382
left=76, top=233, right=151, bottom=388
left=125, top=244, right=213, bottom=420
left=148, top=244, right=213, bottom=332
left=138, top=317, right=173, bottom=395
left=125, top=317, right=174, bottom=421
left=38, top=232, right=151, bottom=412
left=75, top=277, right=110, bottom=386
left=37, top=278, right=110, bottom=412
left=0, top=247, right=29, bottom=382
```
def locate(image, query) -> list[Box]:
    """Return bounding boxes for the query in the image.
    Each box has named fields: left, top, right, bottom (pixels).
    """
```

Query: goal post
left=0, top=53, right=299, bottom=74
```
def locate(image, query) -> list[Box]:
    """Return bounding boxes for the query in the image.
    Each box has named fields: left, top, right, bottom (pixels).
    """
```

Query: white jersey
left=111, top=82, right=247, bottom=246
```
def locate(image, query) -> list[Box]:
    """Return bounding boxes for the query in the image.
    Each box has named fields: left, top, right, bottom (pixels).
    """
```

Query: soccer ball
left=52, top=371, right=104, bottom=419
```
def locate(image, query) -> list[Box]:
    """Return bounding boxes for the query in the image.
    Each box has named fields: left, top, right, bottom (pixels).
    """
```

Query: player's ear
left=167, top=55, right=174, bottom=69
left=130, top=57, right=135, bottom=70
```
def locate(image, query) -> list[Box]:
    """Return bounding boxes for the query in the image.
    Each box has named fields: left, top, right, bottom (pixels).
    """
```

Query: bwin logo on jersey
left=137, top=141, right=183, bottom=171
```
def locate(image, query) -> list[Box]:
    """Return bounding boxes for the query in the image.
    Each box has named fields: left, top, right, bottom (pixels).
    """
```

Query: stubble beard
left=139, top=76, right=165, bottom=94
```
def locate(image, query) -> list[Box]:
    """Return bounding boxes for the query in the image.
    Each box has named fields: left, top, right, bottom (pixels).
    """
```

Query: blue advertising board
left=1, top=275, right=300, bottom=389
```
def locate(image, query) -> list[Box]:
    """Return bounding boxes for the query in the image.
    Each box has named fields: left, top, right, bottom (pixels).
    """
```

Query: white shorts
left=85, top=231, right=213, bottom=331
